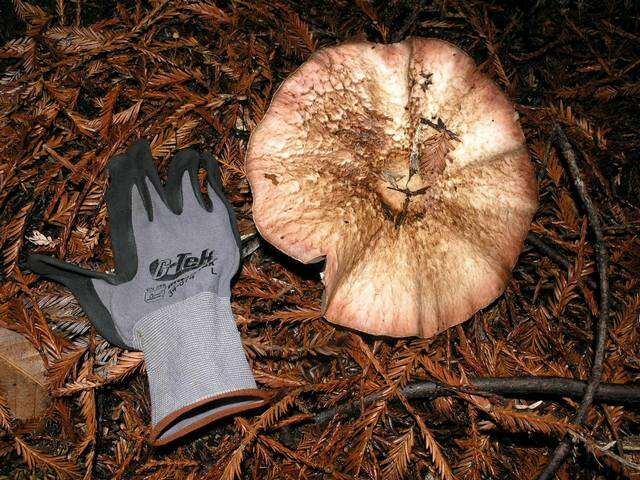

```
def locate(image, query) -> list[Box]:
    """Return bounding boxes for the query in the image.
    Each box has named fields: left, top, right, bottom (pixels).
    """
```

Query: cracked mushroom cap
left=246, top=37, right=537, bottom=338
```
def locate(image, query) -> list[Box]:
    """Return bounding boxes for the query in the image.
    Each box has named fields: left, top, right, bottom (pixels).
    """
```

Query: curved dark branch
left=536, top=125, right=610, bottom=480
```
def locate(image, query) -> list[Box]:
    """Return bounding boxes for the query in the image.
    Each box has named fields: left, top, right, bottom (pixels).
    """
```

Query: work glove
left=28, top=140, right=268, bottom=445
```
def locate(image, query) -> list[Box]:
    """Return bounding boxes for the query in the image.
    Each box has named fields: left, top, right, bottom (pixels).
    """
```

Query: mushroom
left=246, top=37, right=537, bottom=338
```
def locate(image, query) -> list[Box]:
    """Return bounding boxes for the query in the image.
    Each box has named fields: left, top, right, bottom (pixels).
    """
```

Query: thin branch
left=408, top=120, right=424, bottom=177
left=536, top=125, right=610, bottom=480
left=568, top=430, right=640, bottom=472
left=313, top=377, right=638, bottom=425
left=526, top=232, right=597, bottom=290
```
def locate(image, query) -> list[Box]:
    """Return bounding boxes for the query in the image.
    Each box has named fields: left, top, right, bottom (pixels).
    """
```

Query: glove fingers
left=130, top=181, right=152, bottom=232
left=26, top=255, right=129, bottom=348
left=130, top=178, right=177, bottom=231
left=164, top=148, right=240, bottom=251
left=165, top=149, right=209, bottom=213
left=105, top=140, right=169, bottom=281
left=179, top=170, right=205, bottom=213
left=27, top=254, right=110, bottom=283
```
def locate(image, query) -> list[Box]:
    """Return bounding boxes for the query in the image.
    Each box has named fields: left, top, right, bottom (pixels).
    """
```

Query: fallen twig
left=526, top=232, right=597, bottom=290
left=568, top=430, right=640, bottom=472
left=313, top=377, right=639, bottom=425
left=536, top=125, right=610, bottom=480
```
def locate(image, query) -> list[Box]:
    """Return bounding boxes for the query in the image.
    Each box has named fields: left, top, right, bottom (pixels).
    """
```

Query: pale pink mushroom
left=246, top=37, right=537, bottom=338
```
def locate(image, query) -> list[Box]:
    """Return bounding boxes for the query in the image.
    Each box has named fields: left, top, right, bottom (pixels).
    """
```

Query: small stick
left=601, top=405, right=625, bottom=457
left=536, top=125, right=610, bottom=480
left=408, top=121, right=424, bottom=177
left=526, top=232, right=597, bottom=290
left=567, top=430, right=640, bottom=472
left=313, top=377, right=640, bottom=425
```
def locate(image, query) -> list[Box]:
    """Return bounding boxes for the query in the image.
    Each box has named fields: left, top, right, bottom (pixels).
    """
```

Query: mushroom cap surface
left=246, top=37, right=538, bottom=338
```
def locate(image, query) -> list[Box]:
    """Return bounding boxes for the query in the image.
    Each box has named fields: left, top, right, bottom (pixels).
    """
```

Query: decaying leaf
left=0, top=328, right=49, bottom=420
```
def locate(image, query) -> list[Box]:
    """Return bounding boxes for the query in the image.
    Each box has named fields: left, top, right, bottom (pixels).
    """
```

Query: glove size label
left=144, top=284, right=167, bottom=303
left=144, top=248, right=218, bottom=303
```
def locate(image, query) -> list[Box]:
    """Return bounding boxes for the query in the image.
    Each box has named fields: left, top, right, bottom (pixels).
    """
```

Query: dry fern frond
left=395, top=389, right=456, bottom=480
left=104, top=351, right=145, bottom=382
left=147, top=67, right=192, bottom=88
left=0, top=390, right=13, bottom=430
left=183, top=2, right=232, bottom=25
left=381, top=428, right=415, bottom=480
left=415, top=417, right=456, bottom=480
left=14, top=435, right=81, bottom=479
left=45, top=25, right=114, bottom=53
left=1, top=201, right=33, bottom=276
left=46, top=344, right=88, bottom=388
left=112, top=100, right=143, bottom=125
left=549, top=101, right=608, bottom=149
left=77, top=354, right=97, bottom=452
left=220, top=391, right=300, bottom=480
left=98, top=84, right=122, bottom=139
left=0, top=37, right=36, bottom=58
left=485, top=407, right=574, bottom=436
left=345, top=399, right=386, bottom=474
left=282, top=10, right=317, bottom=55
left=12, top=0, right=52, bottom=30
left=454, top=408, right=498, bottom=480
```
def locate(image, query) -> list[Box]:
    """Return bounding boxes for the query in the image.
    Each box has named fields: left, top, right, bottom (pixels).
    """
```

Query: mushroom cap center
left=376, top=168, right=429, bottom=212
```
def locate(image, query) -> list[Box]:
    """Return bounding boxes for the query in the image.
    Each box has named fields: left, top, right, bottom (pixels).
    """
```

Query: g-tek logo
left=149, top=249, right=215, bottom=281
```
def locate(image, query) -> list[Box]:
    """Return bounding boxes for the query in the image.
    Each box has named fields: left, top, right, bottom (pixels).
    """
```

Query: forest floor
left=0, top=0, right=639, bottom=479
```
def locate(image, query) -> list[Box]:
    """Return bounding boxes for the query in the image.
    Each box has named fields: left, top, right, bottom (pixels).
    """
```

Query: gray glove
left=28, top=140, right=268, bottom=445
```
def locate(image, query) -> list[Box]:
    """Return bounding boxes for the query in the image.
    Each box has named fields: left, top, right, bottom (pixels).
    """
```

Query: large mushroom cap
left=246, top=37, right=537, bottom=338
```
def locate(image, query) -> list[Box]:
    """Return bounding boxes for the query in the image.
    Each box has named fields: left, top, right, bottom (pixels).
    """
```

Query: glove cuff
left=133, top=292, right=268, bottom=446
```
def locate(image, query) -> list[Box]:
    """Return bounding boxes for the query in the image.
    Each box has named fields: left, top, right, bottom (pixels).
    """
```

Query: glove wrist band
left=133, top=291, right=268, bottom=445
